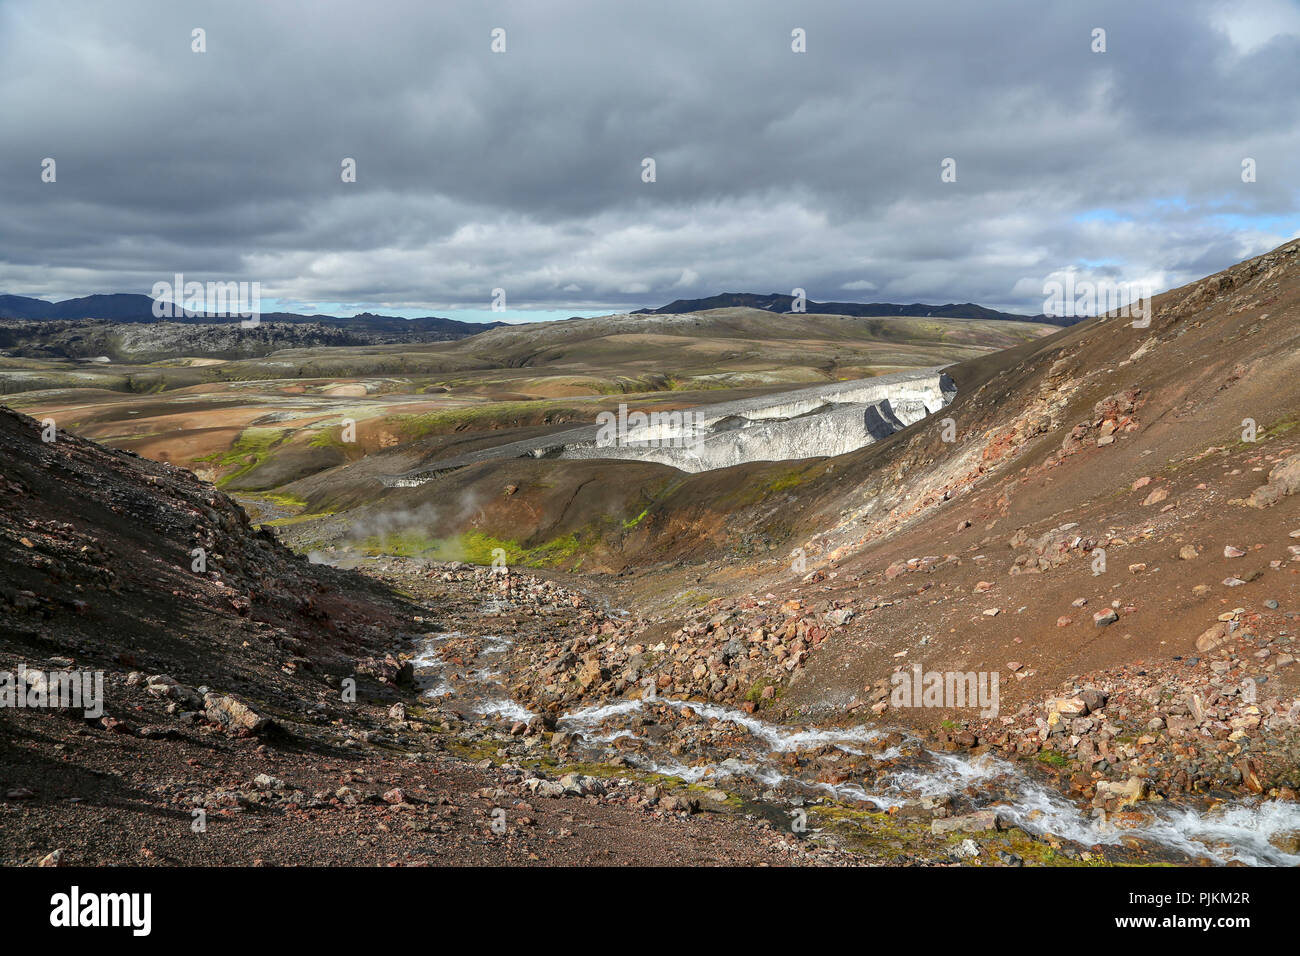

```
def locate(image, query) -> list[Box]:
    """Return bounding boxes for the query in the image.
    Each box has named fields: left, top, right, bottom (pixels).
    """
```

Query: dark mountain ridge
left=0, top=293, right=503, bottom=335
left=634, top=291, right=1077, bottom=325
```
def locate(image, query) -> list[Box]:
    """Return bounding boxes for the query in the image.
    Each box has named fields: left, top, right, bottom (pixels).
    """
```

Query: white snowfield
left=385, top=367, right=956, bottom=484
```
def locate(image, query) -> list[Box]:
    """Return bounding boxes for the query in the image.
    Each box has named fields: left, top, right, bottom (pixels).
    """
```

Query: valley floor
left=7, top=555, right=1293, bottom=867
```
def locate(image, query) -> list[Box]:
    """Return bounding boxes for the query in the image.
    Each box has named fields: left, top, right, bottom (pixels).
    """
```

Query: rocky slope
left=276, top=241, right=1300, bottom=829
left=524, top=239, right=1300, bottom=812
left=6, top=240, right=1300, bottom=866
left=0, top=406, right=839, bottom=866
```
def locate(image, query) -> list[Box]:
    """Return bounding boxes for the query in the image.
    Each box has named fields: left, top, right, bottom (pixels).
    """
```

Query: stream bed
left=409, top=625, right=1300, bottom=867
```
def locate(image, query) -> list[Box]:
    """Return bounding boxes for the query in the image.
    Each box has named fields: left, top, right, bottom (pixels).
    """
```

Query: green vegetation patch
left=356, top=529, right=587, bottom=568
left=719, top=464, right=820, bottom=508
left=622, top=507, right=651, bottom=529
left=744, top=677, right=783, bottom=705
left=260, top=511, right=336, bottom=528
left=252, top=491, right=308, bottom=508
left=194, top=427, right=287, bottom=487
left=308, top=427, right=348, bottom=449
left=768, top=468, right=813, bottom=493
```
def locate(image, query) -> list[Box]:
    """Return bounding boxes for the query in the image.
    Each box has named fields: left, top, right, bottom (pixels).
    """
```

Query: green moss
left=253, top=491, right=308, bottom=508
left=719, top=465, right=819, bottom=508
left=744, top=678, right=782, bottom=705
left=667, top=589, right=713, bottom=609
left=459, top=530, right=584, bottom=567
left=1235, top=413, right=1298, bottom=447
left=807, top=803, right=1135, bottom=866
left=309, top=428, right=348, bottom=449
left=805, top=805, right=944, bottom=861
left=444, top=738, right=505, bottom=763
left=432, top=725, right=1145, bottom=865
left=356, top=529, right=587, bottom=568
left=622, top=507, right=651, bottom=529
left=193, top=427, right=287, bottom=487
left=684, top=783, right=744, bottom=809
left=768, top=469, right=811, bottom=493
left=355, top=531, right=440, bottom=558
left=260, top=510, right=336, bottom=528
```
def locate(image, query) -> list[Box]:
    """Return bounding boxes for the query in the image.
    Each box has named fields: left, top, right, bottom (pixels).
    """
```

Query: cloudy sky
left=2, top=0, right=1298, bottom=321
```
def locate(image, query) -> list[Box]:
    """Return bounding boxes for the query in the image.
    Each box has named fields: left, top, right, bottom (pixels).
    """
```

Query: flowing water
left=408, top=625, right=1300, bottom=867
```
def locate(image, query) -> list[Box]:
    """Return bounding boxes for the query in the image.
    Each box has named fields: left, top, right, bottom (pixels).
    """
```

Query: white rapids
left=411, top=630, right=1300, bottom=867
left=412, top=630, right=535, bottom=721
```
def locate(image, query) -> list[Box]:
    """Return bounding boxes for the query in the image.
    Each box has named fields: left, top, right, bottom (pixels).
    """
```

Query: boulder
left=356, top=654, right=414, bottom=687
left=523, top=778, right=565, bottom=798
left=145, top=674, right=202, bottom=709
left=559, top=773, right=604, bottom=796
left=1246, top=452, right=1300, bottom=508
left=1078, top=689, right=1108, bottom=713
left=1096, top=776, right=1147, bottom=809
left=660, top=794, right=700, bottom=814
left=203, top=693, right=271, bottom=736
left=1052, top=697, right=1089, bottom=717
left=930, top=809, right=1001, bottom=835
left=1195, top=622, right=1232, bottom=653
left=1268, top=829, right=1300, bottom=855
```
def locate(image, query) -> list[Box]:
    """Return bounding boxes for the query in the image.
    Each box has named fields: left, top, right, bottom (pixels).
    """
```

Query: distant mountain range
left=0, top=289, right=1079, bottom=333
left=0, top=293, right=501, bottom=336
left=0, top=292, right=513, bottom=363
left=633, top=292, right=1077, bottom=325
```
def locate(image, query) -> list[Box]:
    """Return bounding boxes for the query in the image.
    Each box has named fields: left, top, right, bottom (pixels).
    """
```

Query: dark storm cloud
left=1, top=0, right=1297, bottom=316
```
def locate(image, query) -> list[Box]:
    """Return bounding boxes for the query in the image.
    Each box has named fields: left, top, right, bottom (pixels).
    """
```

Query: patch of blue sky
left=1205, top=212, right=1297, bottom=233
left=1072, top=208, right=1132, bottom=224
